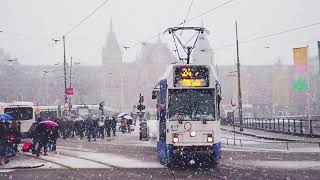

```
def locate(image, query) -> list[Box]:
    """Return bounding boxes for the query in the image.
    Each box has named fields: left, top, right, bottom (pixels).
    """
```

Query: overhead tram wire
left=128, top=0, right=237, bottom=50
left=181, top=0, right=236, bottom=26
left=65, top=0, right=112, bottom=36
left=214, top=21, right=320, bottom=51
left=180, top=0, right=195, bottom=35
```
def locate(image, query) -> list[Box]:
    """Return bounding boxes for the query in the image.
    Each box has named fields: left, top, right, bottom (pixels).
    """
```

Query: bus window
left=4, top=107, right=33, bottom=120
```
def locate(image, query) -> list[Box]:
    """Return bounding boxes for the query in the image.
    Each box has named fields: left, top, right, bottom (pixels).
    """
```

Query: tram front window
left=168, top=89, right=215, bottom=121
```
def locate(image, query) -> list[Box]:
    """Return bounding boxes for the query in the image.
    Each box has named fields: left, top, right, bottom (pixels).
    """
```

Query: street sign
left=66, top=87, right=74, bottom=96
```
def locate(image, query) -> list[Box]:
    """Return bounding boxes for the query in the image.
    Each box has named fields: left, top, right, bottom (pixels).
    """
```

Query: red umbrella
left=40, top=120, right=59, bottom=127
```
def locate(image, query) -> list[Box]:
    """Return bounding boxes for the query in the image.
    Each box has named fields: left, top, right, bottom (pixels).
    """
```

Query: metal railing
left=221, top=137, right=320, bottom=151
left=242, top=117, right=320, bottom=136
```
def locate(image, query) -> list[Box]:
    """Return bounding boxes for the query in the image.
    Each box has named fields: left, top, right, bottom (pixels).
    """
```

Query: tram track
left=20, top=152, right=73, bottom=169
left=56, top=151, right=120, bottom=169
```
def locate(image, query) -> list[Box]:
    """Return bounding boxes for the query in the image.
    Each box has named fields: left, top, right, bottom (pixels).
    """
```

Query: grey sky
left=1, top=0, right=320, bottom=65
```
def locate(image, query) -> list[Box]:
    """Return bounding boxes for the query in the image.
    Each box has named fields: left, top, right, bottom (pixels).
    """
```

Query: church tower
left=102, top=19, right=122, bottom=65
left=101, top=19, right=123, bottom=109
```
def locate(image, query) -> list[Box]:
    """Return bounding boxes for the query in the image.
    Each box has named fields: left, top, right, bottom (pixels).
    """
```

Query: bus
left=152, top=64, right=222, bottom=165
left=0, top=102, right=8, bottom=114
left=36, top=105, right=60, bottom=120
left=4, top=101, right=35, bottom=138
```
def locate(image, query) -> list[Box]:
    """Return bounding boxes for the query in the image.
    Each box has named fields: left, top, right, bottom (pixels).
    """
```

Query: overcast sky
left=1, top=0, right=320, bottom=65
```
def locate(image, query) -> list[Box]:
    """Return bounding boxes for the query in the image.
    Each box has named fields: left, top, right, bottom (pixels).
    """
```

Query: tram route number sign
left=174, top=65, right=209, bottom=87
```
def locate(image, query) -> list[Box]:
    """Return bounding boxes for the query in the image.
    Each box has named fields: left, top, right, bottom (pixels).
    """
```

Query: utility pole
left=69, top=56, right=73, bottom=113
left=69, top=56, right=72, bottom=88
left=63, top=35, right=68, bottom=115
left=236, top=21, right=243, bottom=131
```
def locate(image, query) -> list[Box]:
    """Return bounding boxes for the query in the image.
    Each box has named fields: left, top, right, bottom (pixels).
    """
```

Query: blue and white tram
left=152, top=64, right=222, bottom=165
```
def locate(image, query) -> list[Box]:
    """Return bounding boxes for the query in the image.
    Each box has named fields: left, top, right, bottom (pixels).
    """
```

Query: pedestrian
left=98, top=117, right=105, bottom=139
left=121, top=117, right=127, bottom=133
left=111, top=117, right=117, bottom=136
left=0, top=123, right=9, bottom=165
left=86, top=117, right=95, bottom=142
left=3, top=122, right=15, bottom=158
left=10, top=121, right=21, bottom=153
left=34, top=123, right=51, bottom=156
left=105, top=117, right=111, bottom=137
left=48, top=126, right=58, bottom=151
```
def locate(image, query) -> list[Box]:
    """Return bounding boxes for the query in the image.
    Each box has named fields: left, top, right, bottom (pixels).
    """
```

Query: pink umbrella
left=40, top=120, right=59, bottom=127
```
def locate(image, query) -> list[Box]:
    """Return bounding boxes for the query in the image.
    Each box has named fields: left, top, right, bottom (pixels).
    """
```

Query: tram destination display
left=173, top=65, right=209, bottom=87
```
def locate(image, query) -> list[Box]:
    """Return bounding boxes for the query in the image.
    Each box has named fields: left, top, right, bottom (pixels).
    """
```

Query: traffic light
left=137, top=104, right=145, bottom=111
left=99, top=102, right=104, bottom=110
left=139, top=95, right=144, bottom=103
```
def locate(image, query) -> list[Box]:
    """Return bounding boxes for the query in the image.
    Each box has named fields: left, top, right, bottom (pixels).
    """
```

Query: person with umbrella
left=31, top=119, right=59, bottom=156
left=0, top=113, right=15, bottom=160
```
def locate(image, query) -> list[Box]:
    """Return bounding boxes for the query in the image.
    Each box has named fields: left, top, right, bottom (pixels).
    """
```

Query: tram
left=152, top=64, right=222, bottom=165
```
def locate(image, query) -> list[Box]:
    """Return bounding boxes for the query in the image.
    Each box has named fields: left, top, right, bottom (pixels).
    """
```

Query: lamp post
left=52, top=36, right=68, bottom=116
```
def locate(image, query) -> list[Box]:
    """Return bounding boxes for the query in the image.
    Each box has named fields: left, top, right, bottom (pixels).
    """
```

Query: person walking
left=111, top=117, right=117, bottom=136
left=98, top=117, right=105, bottom=139
left=10, top=121, right=21, bottom=153
left=0, top=123, right=9, bottom=165
left=104, top=117, right=111, bottom=137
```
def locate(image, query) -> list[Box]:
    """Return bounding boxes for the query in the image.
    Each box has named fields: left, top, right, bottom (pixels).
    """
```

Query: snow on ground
left=0, top=153, right=63, bottom=169
left=38, top=153, right=111, bottom=169
left=229, top=160, right=320, bottom=170
left=58, top=148, right=164, bottom=168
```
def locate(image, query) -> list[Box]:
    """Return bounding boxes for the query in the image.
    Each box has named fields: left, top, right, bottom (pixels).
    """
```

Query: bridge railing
left=221, top=137, right=320, bottom=151
left=242, top=117, right=320, bottom=137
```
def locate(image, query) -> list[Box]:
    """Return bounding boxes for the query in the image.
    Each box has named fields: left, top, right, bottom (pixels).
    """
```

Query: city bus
left=4, top=101, right=35, bottom=138
left=0, top=102, right=8, bottom=114
left=152, top=64, right=222, bottom=165
left=36, top=105, right=60, bottom=119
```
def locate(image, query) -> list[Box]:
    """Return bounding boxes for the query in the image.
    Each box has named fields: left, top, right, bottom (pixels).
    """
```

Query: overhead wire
left=214, top=21, right=320, bottom=51
left=180, top=0, right=194, bottom=35
left=65, top=0, right=112, bottom=36
left=128, top=0, right=237, bottom=49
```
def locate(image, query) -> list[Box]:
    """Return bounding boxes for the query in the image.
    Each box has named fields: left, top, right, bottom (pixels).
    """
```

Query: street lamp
left=52, top=37, right=68, bottom=114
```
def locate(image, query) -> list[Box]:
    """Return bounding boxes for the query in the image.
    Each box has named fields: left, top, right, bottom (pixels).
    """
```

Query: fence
left=242, top=117, right=320, bottom=136
left=222, top=137, right=320, bottom=151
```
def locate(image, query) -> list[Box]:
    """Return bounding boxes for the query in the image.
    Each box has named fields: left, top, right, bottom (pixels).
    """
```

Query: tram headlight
left=207, top=134, right=213, bottom=142
left=172, top=133, right=179, bottom=143
left=190, top=131, right=196, bottom=137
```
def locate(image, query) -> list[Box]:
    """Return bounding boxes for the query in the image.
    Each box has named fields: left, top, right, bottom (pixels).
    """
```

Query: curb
left=0, top=163, right=44, bottom=170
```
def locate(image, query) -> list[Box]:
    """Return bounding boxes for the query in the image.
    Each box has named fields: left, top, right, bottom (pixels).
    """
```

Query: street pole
left=63, top=35, right=68, bottom=116
left=236, top=21, right=244, bottom=131
left=69, top=56, right=73, bottom=113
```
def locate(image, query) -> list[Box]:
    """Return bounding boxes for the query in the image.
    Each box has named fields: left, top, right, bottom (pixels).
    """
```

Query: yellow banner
left=293, top=47, right=308, bottom=65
